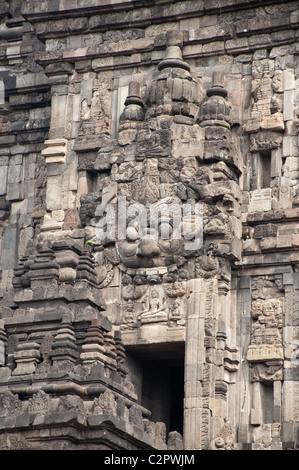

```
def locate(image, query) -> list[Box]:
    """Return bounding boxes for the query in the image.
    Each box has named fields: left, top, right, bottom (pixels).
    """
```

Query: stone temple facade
left=0, top=0, right=299, bottom=451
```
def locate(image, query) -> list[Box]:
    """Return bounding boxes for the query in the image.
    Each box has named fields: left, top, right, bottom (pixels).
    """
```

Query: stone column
left=281, top=272, right=299, bottom=445
left=40, top=79, right=82, bottom=234
left=184, top=277, right=218, bottom=450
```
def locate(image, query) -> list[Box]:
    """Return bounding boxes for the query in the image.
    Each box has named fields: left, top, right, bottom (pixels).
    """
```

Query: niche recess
left=125, top=342, right=185, bottom=436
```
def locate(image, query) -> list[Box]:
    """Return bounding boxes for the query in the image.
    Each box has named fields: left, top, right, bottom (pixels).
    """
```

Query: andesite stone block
left=0, top=0, right=299, bottom=452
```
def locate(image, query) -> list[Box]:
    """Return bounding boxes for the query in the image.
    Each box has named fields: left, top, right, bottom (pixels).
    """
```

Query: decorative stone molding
left=247, top=297, right=284, bottom=382
left=41, top=138, right=68, bottom=164
left=1, top=0, right=299, bottom=452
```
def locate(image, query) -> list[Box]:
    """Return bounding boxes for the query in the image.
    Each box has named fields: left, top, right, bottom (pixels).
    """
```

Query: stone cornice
left=34, top=27, right=299, bottom=75
left=22, top=0, right=205, bottom=27
left=21, top=0, right=297, bottom=27
left=21, top=0, right=298, bottom=74
left=203, top=0, right=296, bottom=13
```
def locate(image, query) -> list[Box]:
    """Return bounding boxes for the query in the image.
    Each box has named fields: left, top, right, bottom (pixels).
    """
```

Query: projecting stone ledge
left=41, top=138, right=68, bottom=164
left=247, top=344, right=284, bottom=362
left=3, top=306, right=112, bottom=334
left=120, top=324, right=185, bottom=348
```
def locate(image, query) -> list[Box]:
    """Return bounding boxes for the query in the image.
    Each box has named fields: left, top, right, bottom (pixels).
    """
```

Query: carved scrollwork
left=209, top=422, right=235, bottom=450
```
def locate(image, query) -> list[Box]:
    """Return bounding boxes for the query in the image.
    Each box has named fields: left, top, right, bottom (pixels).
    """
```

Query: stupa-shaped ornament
left=119, top=80, right=145, bottom=123
left=144, top=30, right=202, bottom=122
left=199, top=71, right=232, bottom=129
left=118, top=80, right=145, bottom=146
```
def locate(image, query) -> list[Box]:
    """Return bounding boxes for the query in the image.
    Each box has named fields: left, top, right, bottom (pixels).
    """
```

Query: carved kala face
left=116, top=197, right=202, bottom=269
left=117, top=222, right=184, bottom=268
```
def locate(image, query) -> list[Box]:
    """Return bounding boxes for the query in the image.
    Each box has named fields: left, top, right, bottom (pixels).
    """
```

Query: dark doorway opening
left=169, top=363, right=184, bottom=435
left=261, top=151, right=271, bottom=188
left=125, top=342, right=185, bottom=437
left=141, top=357, right=184, bottom=436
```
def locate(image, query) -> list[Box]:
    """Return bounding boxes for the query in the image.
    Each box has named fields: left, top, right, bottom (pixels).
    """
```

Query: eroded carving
left=247, top=298, right=284, bottom=381
left=209, top=422, right=235, bottom=450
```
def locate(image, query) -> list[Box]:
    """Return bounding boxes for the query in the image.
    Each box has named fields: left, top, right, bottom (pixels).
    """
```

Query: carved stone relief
left=247, top=297, right=284, bottom=382
left=209, top=422, right=235, bottom=450
left=246, top=62, right=285, bottom=138
left=5, top=0, right=299, bottom=451
left=79, top=72, right=113, bottom=138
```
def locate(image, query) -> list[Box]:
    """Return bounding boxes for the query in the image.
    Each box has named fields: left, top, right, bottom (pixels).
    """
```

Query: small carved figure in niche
left=81, top=98, right=90, bottom=120
left=195, top=243, right=219, bottom=278
left=168, top=298, right=183, bottom=323
left=92, top=389, right=117, bottom=416
left=251, top=299, right=263, bottom=319
left=270, top=94, right=283, bottom=114
left=91, top=88, right=111, bottom=135
left=272, top=70, right=283, bottom=93
left=123, top=299, right=141, bottom=328
left=138, top=287, right=167, bottom=322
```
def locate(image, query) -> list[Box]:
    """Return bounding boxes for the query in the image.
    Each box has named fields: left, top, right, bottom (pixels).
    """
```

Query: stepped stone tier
left=0, top=0, right=299, bottom=451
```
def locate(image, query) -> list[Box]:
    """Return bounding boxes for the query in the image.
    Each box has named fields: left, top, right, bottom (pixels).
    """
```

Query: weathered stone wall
left=0, top=0, right=299, bottom=450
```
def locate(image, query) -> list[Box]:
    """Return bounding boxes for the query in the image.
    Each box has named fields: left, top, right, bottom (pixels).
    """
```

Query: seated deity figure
left=138, top=288, right=167, bottom=323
